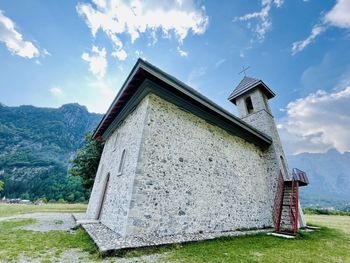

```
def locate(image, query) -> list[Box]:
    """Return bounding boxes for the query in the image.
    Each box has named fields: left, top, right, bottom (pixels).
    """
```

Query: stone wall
left=125, top=94, right=276, bottom=237
left=235, top=88, right=306, bottom=227
left=86, top=96, right=150, bottom=235
left=237, top=89, right=289, bottom=180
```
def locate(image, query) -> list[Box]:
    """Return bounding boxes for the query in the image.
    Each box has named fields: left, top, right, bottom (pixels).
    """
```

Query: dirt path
left=14, top=249, right=168, bottom=263
left=0, top=212, right=169, bottom=262
left=0, top=212, right=81, bottom=231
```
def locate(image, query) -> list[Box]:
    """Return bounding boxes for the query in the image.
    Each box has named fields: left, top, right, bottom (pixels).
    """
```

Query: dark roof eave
left=93, top=59, right=273, bottom=147
left=92, top=60, right=144, bottom=139
left=228, top=81, right=276, bottom=105
left=139, top=61, right=272, bottom=145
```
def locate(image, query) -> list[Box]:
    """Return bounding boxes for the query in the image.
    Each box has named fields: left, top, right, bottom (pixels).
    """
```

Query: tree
left=69, top=133, right=104, bottom=190
left=0, top=180, right=3, bottom=193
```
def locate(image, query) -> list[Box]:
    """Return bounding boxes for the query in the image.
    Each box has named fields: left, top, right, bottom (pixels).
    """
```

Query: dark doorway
left=96, top=172, right=110, bottom=220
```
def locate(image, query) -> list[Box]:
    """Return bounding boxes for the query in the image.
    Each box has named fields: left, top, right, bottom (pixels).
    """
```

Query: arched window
left=117, top=149, right=126, bottom=175
left=112, top=132, right=119, bottom=151
left=97, top=164, right=104, bottom=183
left=245, top=96, right=254, bottom=114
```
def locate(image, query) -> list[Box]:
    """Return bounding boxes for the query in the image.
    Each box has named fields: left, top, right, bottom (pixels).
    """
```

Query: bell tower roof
left=228, top=76, right=275, bottom=105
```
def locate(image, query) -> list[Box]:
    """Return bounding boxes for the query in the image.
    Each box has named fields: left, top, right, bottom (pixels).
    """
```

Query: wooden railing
left=272, top=170, right=284, bottom=233
left=273, top=168, right=308, bottom=234
left=288, top=175, right=299, bottom=234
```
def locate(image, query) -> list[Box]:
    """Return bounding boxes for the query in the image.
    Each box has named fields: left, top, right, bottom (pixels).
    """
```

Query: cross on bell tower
left=238, top=66, right=250, bottom=76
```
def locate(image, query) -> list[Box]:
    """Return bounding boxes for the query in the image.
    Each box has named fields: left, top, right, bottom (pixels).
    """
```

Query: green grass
left=118, top=215, right=350, bottom=263
left=306, top=214, right=350, bottom=235
left=0, top=203, right=87, bottom=217
left=0, top=219, right=97, bottom=262
left=0, top=203, right=349, bottom=262
left=163, top=227, right=350, bottom=262
left=304, top=208, right=350, bottom=216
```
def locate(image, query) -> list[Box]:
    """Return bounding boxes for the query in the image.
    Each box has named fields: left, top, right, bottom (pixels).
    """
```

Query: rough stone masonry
left=76, top=59, right=306, bottom=253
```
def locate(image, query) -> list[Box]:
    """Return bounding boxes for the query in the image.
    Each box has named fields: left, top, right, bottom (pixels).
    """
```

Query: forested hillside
left=0, top=103, right=102, bottom=202
left=1, top=101, right=349, bottom=209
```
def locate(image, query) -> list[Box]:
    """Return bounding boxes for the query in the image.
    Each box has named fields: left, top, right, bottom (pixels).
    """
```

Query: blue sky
left=0, top=0, right=350, bottom=155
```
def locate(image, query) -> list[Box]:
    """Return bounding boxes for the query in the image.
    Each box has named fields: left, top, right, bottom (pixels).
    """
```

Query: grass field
left=158, top=214, right=350, bottom=263
left=0, top=219, right=97, bottom=262
left=0, top=203, right=349, bottom=262
left=307, top=214, right=350, bottom=235
left=0, top=203, right=87, bottom=217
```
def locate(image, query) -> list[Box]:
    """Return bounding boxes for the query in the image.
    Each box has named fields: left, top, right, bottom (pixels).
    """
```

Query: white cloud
left=43, top=48, right=51, bottom=56
left=135, top=49, right=146, bottom=60
left=84, top=78, right=119, bottom=113
left=291, top=24, right=326, bottom=55
left=45, top=75, right=123, bottom=114
left=0, top=10, right=40, bottom=59
left=238, top=41, right=253, bottom=58
left=291, top=0, right=350, bottom=54
left=89, top=79, right=114, bottom=97
left=214, top=58, right=226, bottom=69
left=111, top=49, right=127, bottom=60
left=187, top=66, right=207, bottom=90
left=76, top=0, right=208, bottom=59
left=50, top=86, right=64, bottom=97
left=324, top=0, right=350, bottom=28
left=81, top=45, right=107, bottom=78
left=234, top=0, right=284, bottom=41
left=278, top=87, right=350, bottom=154
left=177, top=46, right=188, bottom=57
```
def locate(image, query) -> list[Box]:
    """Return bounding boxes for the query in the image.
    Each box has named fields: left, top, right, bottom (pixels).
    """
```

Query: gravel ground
left=14, top=249, right=169, bottom=263
left=0, top=212, right=170, bottom=263
left=0, top=212, right=80, bottom=231
left=56, top=249, right=169, bottom=263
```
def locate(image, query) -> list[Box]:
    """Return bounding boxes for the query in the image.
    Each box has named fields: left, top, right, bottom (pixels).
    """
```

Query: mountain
left=0, top=103, right=102, bottom=202
left=1, top=102, right=349, bottom=209
left=288, top=149, right=350, bottom=210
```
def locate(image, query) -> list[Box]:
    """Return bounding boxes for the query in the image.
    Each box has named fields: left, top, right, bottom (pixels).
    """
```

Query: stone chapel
left=76, top=59, right=309, bottom=253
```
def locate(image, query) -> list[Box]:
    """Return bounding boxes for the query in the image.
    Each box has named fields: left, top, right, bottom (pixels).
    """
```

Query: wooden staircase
left=273, top=169, right=309, bottom=235
left=280, top=182, right=298, bottom=233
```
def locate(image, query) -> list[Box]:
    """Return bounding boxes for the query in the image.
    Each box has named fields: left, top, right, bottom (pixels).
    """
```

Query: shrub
left=57, top=198, right=66, bottom=204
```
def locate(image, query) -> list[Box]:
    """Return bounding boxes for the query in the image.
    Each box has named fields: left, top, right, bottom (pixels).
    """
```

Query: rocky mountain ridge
left=288, top=149, right=350, bottom=210
left=0, top=102, right=349, bottom=209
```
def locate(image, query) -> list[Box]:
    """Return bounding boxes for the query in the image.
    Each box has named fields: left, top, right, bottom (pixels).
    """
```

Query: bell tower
left=229, top=76, right=274, bottom=120
left=228, top=76, right=290, bottom=179
left=229, top=76, right=308, bottom=229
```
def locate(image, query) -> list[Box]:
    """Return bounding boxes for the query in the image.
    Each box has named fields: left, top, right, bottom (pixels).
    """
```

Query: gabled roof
left=92, top=59, right=272, bottom=148
left=228, top=76, right=275, bottom=105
